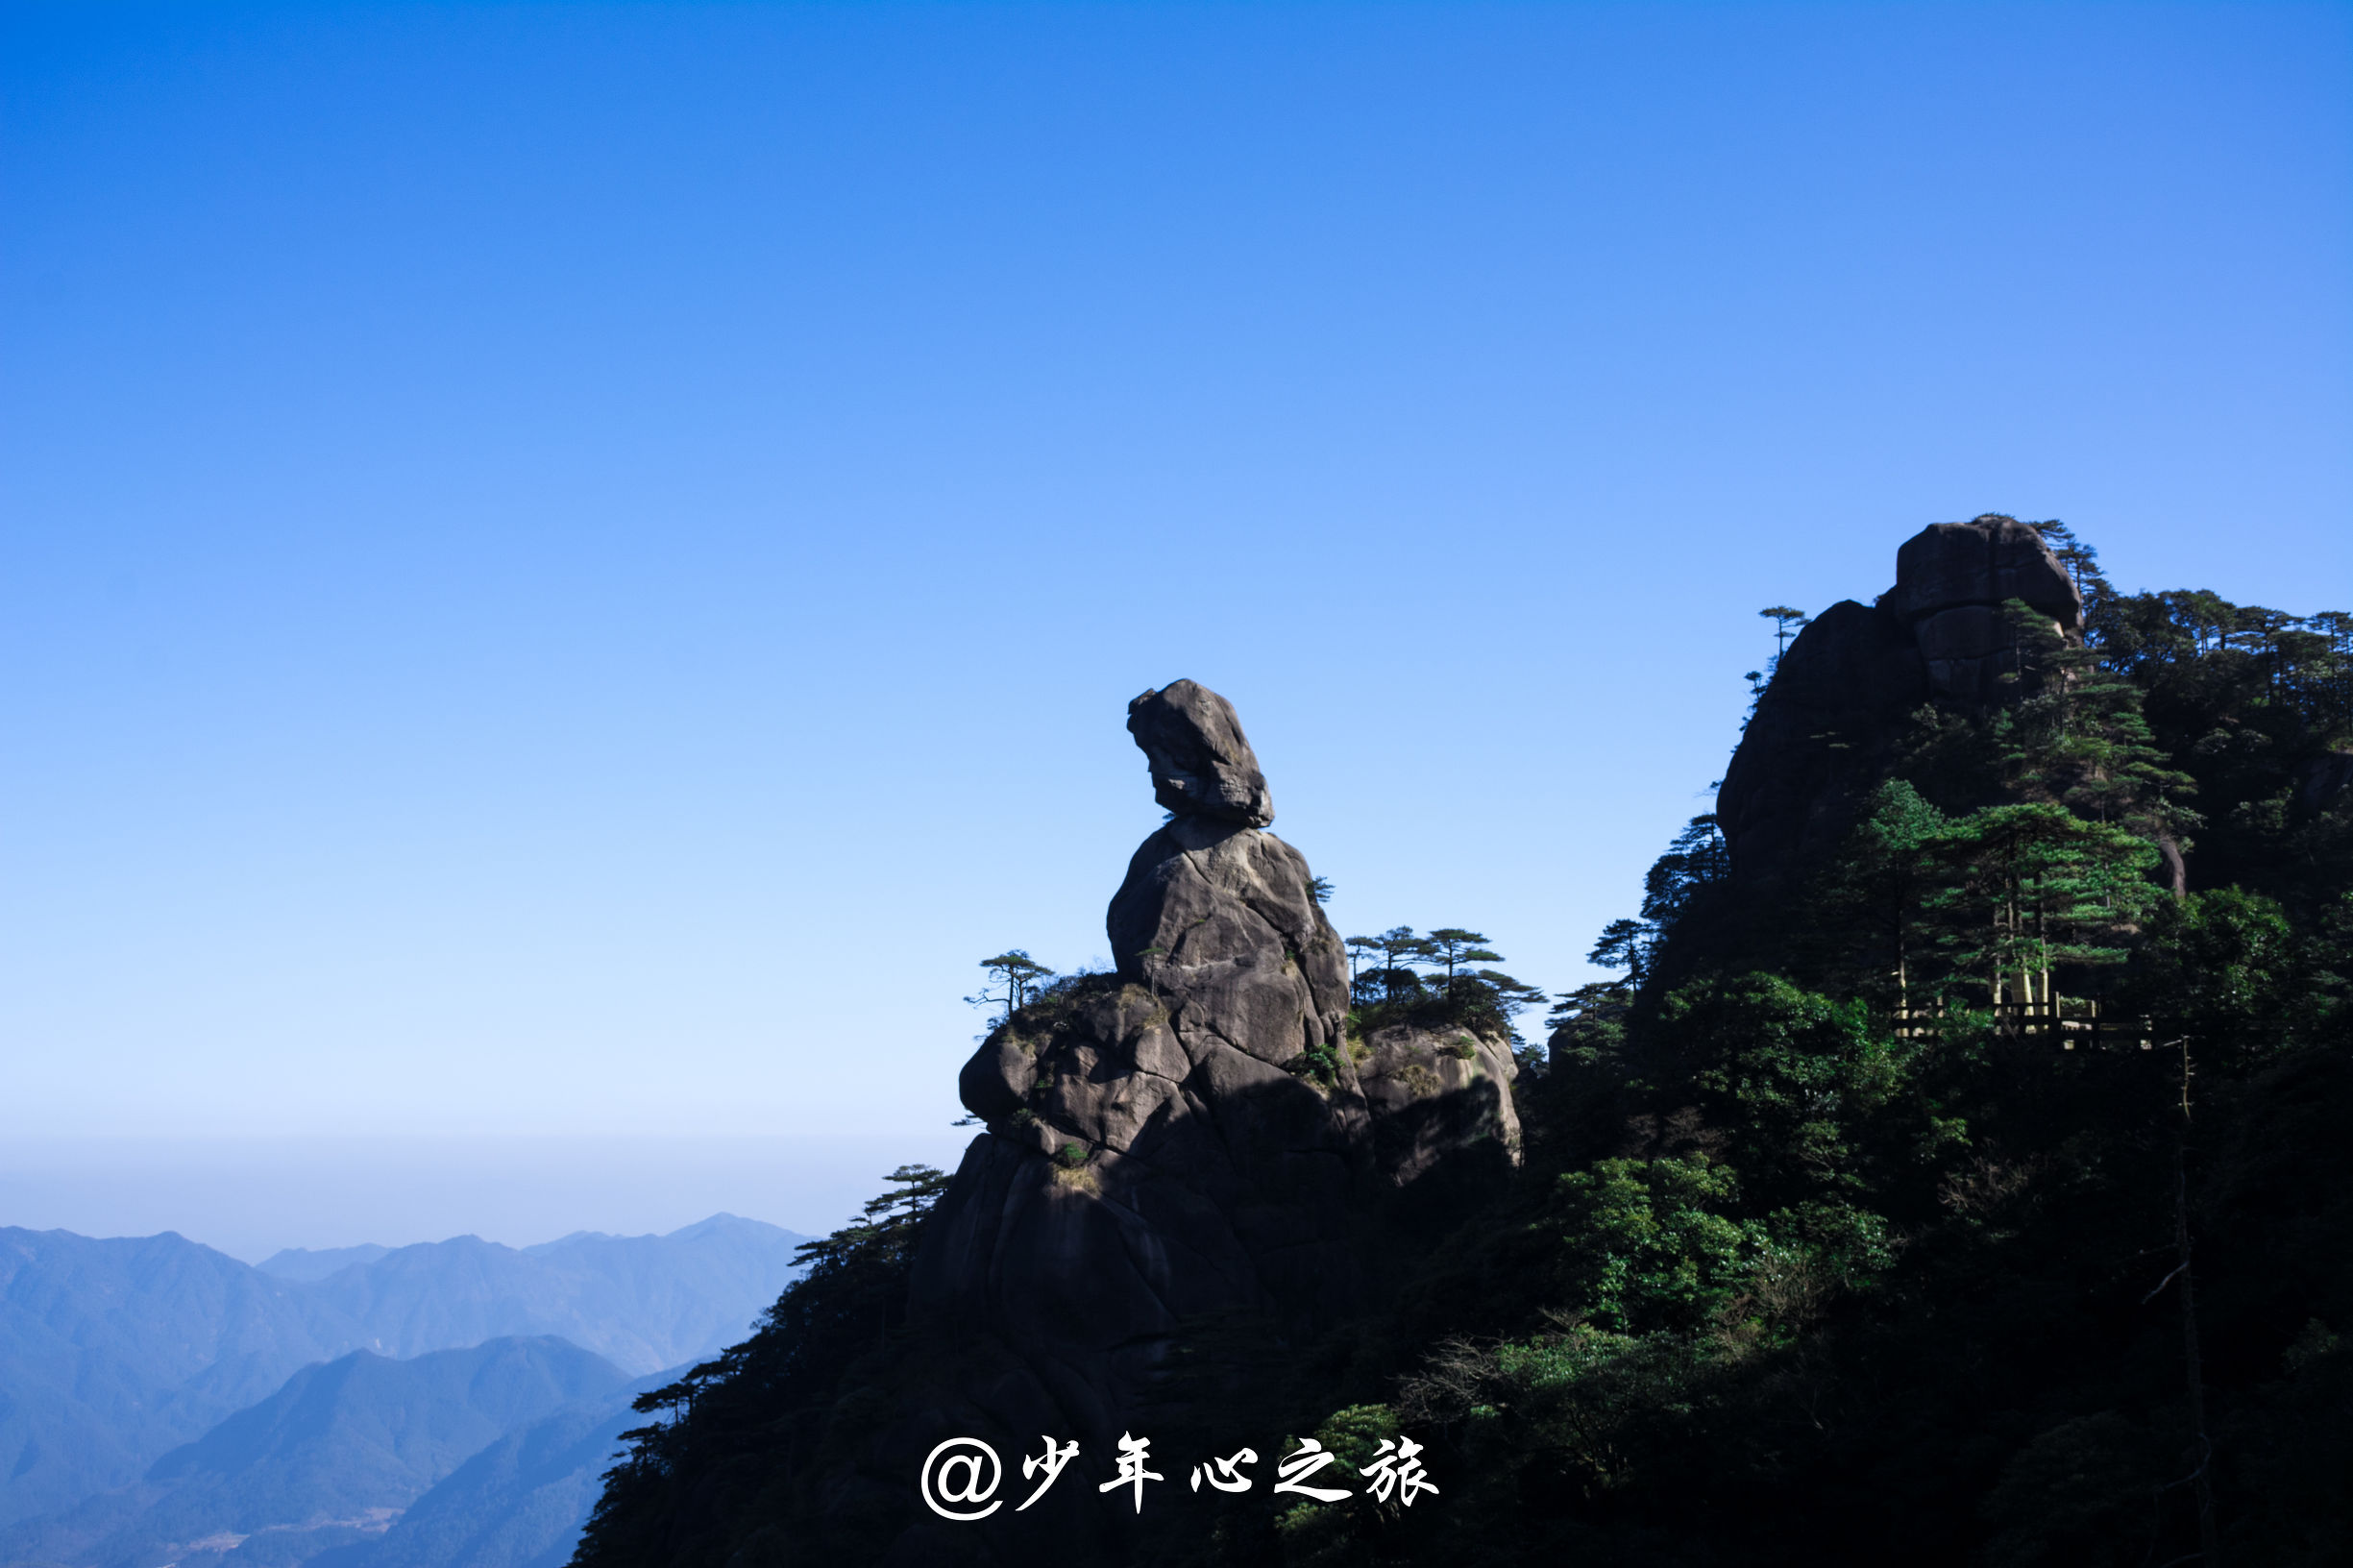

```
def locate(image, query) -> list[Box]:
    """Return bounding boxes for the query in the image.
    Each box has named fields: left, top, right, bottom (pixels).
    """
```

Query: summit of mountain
left=257, top=1243, right=396, bottom=1282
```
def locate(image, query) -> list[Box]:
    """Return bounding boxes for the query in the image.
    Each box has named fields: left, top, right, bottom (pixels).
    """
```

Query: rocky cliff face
left=1717, top=515, right=2081, bottom=890
left=890, top=680, right=1516, bottom=1561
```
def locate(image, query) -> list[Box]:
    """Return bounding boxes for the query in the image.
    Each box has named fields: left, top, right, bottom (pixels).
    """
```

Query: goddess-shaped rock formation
left=887, top=679, right=1515, bottom=1561
left=917, top=681, right=1367, bottom=1392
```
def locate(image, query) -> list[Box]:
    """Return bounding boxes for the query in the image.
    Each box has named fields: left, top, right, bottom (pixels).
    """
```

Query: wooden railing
left=1891, top=998, right=2155, bottom=1049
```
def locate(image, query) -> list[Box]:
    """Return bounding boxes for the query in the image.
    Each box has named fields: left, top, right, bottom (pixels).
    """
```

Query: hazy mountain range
left=0, top=1214, right=807, bottom=1559
left=257, top=1247, right=394, bottom=1284
left=3, top=1337, right=644, bottom=1568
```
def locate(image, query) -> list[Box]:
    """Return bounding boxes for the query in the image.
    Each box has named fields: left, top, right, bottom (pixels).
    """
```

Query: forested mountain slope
left=0, top=1229, right=354, bottom=1526
left=320, top=1368, right=676, bottom=1568
left=574, top=519, right=2350, bottom=1567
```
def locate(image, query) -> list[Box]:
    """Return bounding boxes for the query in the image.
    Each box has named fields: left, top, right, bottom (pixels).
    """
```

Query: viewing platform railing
left=1890, top=998, right=2156, bottom=1049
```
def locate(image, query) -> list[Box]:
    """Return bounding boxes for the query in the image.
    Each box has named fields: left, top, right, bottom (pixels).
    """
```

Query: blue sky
left=3, top=1, right=2347, bottom=1256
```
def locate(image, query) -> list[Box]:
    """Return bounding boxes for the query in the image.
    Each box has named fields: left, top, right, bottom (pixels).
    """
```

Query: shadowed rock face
left=888, top=680, right=1516, bottom=1562
left=1887, top=517, right=2080, bottom=702
left=1125, top=680, right=1276, bottom=826
left=1718, top=516, right=2081, bottom=890
left=1718, top=597, right=1927, bottom=890
left=1888, top=517, right=2080, bottom=629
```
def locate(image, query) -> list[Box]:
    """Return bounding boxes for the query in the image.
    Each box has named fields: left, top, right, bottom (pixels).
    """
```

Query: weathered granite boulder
left=1108, top=813, right=1347, bottom=1064
left=1887, top=516, right=2081, bottom=632
left=929, top=686, right=1363, bottom=1369
left=1354, top=1022, right=1521, bottom=1191
left=1125, top=679, right=1276, bottom=826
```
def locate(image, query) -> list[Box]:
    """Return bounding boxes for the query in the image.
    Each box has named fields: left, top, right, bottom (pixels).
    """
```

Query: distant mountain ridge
left=0, top=1215, right=806, bottom=1529
left=0, top=1228, right=356, bottom=1527
left=292, top=1216, right=809, bottom=1372
left=0, top=1337, right=634, bottom=1568
left=257, top=1244, right=393, bottom=1282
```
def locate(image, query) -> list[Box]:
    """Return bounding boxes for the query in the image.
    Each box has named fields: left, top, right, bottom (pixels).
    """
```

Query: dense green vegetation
left=575, top=533, right=2351, bottom=1566
left=576, top=1166, right=950, bottom=1567
left=1254, top=547, right=2353, bottom=1567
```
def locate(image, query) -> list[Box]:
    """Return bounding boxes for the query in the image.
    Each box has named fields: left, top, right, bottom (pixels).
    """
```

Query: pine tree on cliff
left=967, top=950, right=1055, bottom=1026
left=1347, top=926, right=1437, bottom=1002
left=1425, top=929, right=1503, bottom=981
left=2027, top=518, right=2111, bottom=615
left=577, top=1164, right=951, bottom=1568
left=1758, top=605, right=1811, bottom=669
left=1925, top=801, right=2159, bottom=1009
left=1997, top=600, right=2198, bottom=850
left=1639, top=816, right=1729, bottom=936
left=1588, top=917, right=1654, bottom=986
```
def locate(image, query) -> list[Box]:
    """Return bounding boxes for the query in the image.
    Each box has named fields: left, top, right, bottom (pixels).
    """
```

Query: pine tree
left=1998, top=599, right=2198, bottom=849
left=1426, top=928, right=1504, bottom=981
left=2026, top=518, right=2111, bottom=618
left=966, top=950, right=1056, bottom=1026
left=1758, top=606, right=1811, bottom=671
left=1345, top=926, right=1439, bottom=1003
left=1588, top=917, right=1656, bottom=986
left=1639, top=816, right=1729, bottom=935
left=1926, top=802, right=2160, bottom=1014
left=1812, top=780, right=1949, bottom=1016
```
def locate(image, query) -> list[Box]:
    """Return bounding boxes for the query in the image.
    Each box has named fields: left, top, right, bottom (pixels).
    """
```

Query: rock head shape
left=1126, top=679, right=1275, bottom=826
left=1887, top=515, right=2082, bottom=702
left=1888, top=515, right=2081, bottom=632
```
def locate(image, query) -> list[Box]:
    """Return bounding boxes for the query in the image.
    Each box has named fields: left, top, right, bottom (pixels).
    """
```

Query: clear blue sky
left=4, top=1, right=2347, bottom=1258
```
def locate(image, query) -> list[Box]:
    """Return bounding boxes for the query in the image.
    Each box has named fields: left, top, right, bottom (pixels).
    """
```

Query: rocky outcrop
left=1355, top=1023, right=1520, bottom=1192
left=1107, top=813, right=1346, bottom=1066
left=1718, top=515, right=2080, bottom=890
left=1717, top=598, right=1928, bottom=891
left=1886, top=517, right=2081, bottom=702
left=887, top=680, right=1516, bottom=1561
